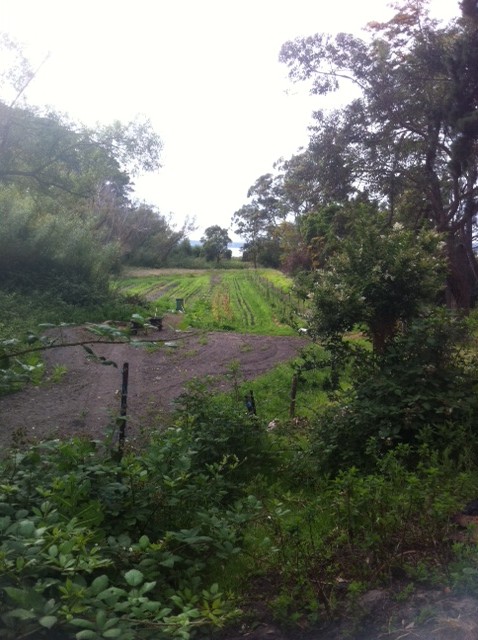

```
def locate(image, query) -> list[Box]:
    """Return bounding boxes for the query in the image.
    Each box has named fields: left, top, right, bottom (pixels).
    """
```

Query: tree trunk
left=370, top=319, right=397, bottom=355
left=445, top=227, right=478, bottom=311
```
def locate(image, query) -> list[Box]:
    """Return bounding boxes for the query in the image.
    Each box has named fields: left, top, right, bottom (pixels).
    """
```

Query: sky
left=0, top=0, right=460, bottom=241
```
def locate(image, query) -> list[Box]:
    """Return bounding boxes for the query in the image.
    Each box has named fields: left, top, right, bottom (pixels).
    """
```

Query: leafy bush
left=305, top=211, right=445, bottom=353
left=173, top=379, right=270, bottom=485
left=0, top=189, right=120, bottom=306
left=244, top=446, right=478, bottom=621
left=311, top=311, right=478, bottom=473
left=0, top=432, right=262, bottom=639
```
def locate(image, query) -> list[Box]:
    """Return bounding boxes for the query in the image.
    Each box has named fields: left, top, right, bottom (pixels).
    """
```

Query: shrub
left=311, top=311, right=478, bottom=474
left=0, top=435, right=262, bottom=639
left=173, top=379, right=270, bottom=485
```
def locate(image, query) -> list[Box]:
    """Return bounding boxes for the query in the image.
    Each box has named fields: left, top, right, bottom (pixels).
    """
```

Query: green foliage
left=242, top=446, right=478, bottom=620
left=232, top=173, right=286, bottom=268
left=311, top=311, right=478, bottom=473
left=0, top=43, right=167, bottom=302
left=200, top=225, right=231, bottom=263
left=120, top=207, right=191, bottom=268
left=173, top=379, right=270, bottom=483
left=257, top=268, right=294, bottom=292
left=237, top=344, right=330, bottom=424
left=279, top=4, right=478, bottom=308
left=2, top=285, right=478, bottom=634
left=116, top=269, right=299, bottom=335
left=0, top=187, right=120, bottom=305
left=0, top=432, right=261, bottom=639
left=307, top=210, right=445, bottom=352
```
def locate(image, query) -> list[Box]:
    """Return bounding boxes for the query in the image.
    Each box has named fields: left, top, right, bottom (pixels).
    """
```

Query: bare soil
left=0, top=315, right=307, bottom=447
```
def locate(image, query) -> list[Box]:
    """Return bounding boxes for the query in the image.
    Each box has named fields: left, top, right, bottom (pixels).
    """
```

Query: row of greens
left=117, top=269, right=300, bottom=336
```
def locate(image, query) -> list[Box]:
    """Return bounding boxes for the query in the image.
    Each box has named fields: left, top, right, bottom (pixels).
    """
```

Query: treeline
left=232, top=0, right=478, bottom=313
left=0, top=39, right=196, bottom=305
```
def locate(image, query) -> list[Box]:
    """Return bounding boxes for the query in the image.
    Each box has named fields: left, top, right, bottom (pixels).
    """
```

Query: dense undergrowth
left=2, top=285, right=478, bottom=638
left=2, top=390, right=478, bottom=639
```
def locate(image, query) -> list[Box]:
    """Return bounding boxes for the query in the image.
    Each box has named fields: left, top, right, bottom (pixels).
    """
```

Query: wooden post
left=289, top=374, right=298, bottom=418
left=117, top=362, right=129, bottom=459
left=249, top=390, right=257, bottom=416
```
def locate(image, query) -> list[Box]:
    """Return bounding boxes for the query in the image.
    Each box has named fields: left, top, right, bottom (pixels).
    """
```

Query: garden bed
left=0, top=315, right=307, bottom=448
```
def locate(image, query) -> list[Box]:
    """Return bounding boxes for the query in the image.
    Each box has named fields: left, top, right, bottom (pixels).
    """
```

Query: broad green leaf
left=5, top=608, right=37, bottom=621
left=96, top=608, right=107, bottom=628
left=117, top=533, right=131, bottom=547
left=90, top=574, right=109, bottom=595
left=103, top=630, right=123, bottom=638
left=39, top=615, right=58, bottom=629
left=138, top=534, right=150, bottom=549
left=70, top=618, right=95, bottom=629
left=4, top=587, right=44, bottom=609
left=76, top=631, right=97, bottom=640
left=124, top=569, right=144, bottom=586
left=97, top=587, right=126, bottom=602
left=18, top=519, right=36, bottom=537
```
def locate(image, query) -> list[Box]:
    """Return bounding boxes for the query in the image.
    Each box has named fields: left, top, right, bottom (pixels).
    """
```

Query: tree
left=0, top=184, right=120, bottom=303
left=0, top=103, right=161, bottom=200
left=232, top=173, right=289, bottom=268
left=0, top=34, right=162, bottom=199
left=200, top=225, right=231, bottom=263
left=0, top=37, right=166, bottom=301
left=279, top=0, right=478, bottom=309
left=307, top=207, right=445, bottom=354
left=124, top=206, right=193, bottom=266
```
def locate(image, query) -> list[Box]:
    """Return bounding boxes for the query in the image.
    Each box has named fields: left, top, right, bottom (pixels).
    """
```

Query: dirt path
left=0, top=318, right=307, bottom=448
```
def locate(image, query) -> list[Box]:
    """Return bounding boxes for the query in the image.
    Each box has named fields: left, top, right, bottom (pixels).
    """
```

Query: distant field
left=115, top=268, right=305, bottom=335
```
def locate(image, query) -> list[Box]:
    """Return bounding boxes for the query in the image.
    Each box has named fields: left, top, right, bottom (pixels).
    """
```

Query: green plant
left=173, top=380, right=270, bottom=485
left=0, top=432, right=262, bottom=639
left=311, top=311, right=478, bottom=473
left=50, top=363, right=68, bottom=383
left=115, top=269, right=297, bottom=335
left=449, top=543, right=478, bottom=596
left=226, top=359, right=242, bottom=401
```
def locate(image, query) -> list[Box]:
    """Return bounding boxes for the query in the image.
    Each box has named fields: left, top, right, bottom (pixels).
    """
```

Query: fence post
left=289, top=374, right=298, bottom=418
left=246, top=390, right=257, bottom=416
left=117, top=362, right=129, bottom=459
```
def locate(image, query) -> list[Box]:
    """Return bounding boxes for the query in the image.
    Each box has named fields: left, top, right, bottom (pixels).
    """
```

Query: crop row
left=116, top=270, right=298, bottom=335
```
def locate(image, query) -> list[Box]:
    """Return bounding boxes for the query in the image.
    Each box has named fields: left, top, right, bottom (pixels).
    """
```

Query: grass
left=236, top=359, right=331, bottom=422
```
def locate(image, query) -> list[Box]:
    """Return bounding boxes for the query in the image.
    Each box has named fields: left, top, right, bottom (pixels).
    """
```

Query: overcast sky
left=0, top=0, right=460, bottom=240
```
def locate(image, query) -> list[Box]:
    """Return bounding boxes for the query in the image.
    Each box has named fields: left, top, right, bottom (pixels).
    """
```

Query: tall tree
left=201, top=225, right=231, bottom=263
left=307, top=208, right=445, bottom=353
left=232, top=173, right=288, bottom=268
left=0, top=36, right=166, bottom=300
left=280, top=0, right=478, bottom=309
left=0, top=34, right=162, bottom=199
